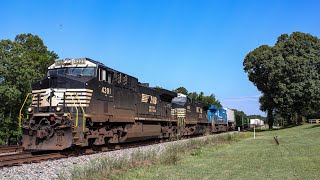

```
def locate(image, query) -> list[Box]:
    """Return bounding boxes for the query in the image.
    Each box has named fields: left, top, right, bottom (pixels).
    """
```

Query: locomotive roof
left=50, top=58, right=136, bottom=80
left=154, top=87, right=177, bottom=97
left=85, top=58, right=134, bottom=79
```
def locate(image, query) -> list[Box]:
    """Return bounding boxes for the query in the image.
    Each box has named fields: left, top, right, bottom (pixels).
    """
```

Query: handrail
left=66, top=112, right=72, bottom=120
left=19, top=93, right=32, bottom=128
left=183, top=117, right=185, bottom=128
left=177, top=117, right=185, bottom=128
left=75, top=93, right=86, bottom=132
left=211, top=120, right=215, bottom=129
left=66, top=92, right=79, bottom=128
left=26, top=94, right=36, bottom=120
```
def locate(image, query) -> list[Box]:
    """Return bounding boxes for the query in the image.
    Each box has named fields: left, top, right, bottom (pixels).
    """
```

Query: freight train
left=20, top=58, right=235, bottom=151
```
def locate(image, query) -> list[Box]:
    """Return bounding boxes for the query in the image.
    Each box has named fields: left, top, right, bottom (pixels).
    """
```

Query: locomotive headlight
left=27, top=107, right=33, bottom=113
left=56, top=106, right=61, bottom=112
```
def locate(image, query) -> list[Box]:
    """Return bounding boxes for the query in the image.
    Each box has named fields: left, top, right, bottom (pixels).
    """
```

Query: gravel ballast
left=0, top=132, right=238, bottom=180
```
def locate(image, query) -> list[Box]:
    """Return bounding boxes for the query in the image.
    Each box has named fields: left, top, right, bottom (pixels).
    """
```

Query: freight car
left=235, top=115, right=249, bottom=130
left=19, top=58, right=226, bottom=151
left=224, top=108, right=235, bottom=130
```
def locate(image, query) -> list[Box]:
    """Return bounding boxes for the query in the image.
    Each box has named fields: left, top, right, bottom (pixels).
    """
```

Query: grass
left=66, top=133, right=249, bottom=180
left=67, top=124, right=320, bottom=180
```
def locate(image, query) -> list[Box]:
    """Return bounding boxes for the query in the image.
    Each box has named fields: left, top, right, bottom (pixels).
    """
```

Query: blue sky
left=1, top=0, right=320, bottom=116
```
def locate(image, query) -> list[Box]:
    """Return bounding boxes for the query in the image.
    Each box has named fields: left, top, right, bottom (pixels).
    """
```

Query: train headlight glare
left=27, top=107, right=33, bottom=113
left=56, top=106, right=61, bottom=112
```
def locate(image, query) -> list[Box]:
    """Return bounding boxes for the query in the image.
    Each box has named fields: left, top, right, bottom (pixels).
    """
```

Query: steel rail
left=0, top=131, right=237, bottom=167
left=0, top=146, right=24, bottom=154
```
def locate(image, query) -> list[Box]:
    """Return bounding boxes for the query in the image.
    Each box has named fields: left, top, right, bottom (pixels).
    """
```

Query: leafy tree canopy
left=173, top=87, right=222, bottom=107
left=0, top=33, right=58, bottom=144
left=244, top=32, right=320, bottom=129
left=247, top=115, right=266, bottom=122
left=232, top=109, right=247, bottom=118
left=173, top=86, right=188, bottom=95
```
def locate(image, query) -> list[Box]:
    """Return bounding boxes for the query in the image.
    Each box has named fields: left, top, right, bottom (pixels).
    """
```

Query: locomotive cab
left=171, top=94, right=209, bottom=135
left=207, top=105, right=228, bottom=132
left=22, top=58, right=97, bottom=150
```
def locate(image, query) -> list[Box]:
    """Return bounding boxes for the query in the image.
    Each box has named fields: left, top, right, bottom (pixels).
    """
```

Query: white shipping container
left=250, top=119, right=264, bottom=127
left=224, top=108, right=235, bottom=122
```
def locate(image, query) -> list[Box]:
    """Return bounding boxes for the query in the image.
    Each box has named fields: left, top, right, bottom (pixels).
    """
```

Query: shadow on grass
left=305, top=124, right=320, bottom=129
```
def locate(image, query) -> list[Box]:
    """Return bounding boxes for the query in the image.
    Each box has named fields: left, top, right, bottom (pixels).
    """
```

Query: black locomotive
left=20, top=58, right=227, bottom=150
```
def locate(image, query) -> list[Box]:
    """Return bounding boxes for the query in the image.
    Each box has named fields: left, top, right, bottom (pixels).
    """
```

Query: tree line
left=172, top=86, right=222, bottom=108
left=0, top=34, right=58, bottom=144
left=244, top=32, right=320, bottom=129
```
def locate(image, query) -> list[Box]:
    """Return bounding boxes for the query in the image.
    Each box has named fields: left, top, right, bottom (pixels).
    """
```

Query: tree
left=247, top=114, right=266, bottom=122
left=232, top=109, right=247, bottom=118
left=0, top=33, right=58, bottom=144
left=244, top=32, right=320, bottom=129
left=188, top=92, right=198, bottom=100
left=173, top=87, right=222, bottom=107
left=173, top=87, right=188, bottom=95
left=200, top=93, right=222, bottom=107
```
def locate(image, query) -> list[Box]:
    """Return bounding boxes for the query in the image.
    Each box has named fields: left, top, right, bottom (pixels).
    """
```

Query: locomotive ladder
left=211, top=120, right=215, bottom=131
left=177, top=117, right=185, bottom=129
left=66, top=92, right=86, bottom=145
left=176, top=108, right=186, bottom=131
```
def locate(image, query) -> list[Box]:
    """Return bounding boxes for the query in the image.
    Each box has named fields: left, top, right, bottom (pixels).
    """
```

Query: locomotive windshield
left=172, top=97, right=187, bottom=106
left=48, top=67, right=96, bottom=77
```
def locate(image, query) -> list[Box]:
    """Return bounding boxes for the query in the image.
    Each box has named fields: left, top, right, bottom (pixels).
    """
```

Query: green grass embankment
left=69, top=124, right=320, bottom=180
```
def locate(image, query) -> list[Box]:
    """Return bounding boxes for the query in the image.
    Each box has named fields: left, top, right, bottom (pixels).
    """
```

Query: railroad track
left=0, top=140, right=158, bottom=167
left=0, top=137, right=169, bottom=168
left=0, top=146, right=24, bottom=154
left=0, top=152, right=67, bottom=167
left=0, top=132, right=236, bottom=167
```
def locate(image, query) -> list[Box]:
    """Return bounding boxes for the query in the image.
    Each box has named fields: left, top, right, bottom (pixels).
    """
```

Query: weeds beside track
left=68, top=132, right=249, bottom=180
left=79, top=124, right=320, bottom=180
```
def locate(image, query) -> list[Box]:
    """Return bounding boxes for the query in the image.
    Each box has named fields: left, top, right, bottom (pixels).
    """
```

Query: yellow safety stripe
left=177, top=117, right=185, bottom=128
left=75, top=93, right=86, bottom=132
left=66, top=92, right=79, bottom=128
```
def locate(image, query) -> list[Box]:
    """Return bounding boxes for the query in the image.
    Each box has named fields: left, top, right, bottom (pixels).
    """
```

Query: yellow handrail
left=66, top=92, right=79, bottom=128
left=182, top=117, right=185, bottom=128
left=177, top=117, right=185, bottom=128
left=66, top=112, right=72, bottom=120
left=19, top=93, right=32, bottom=128
left=211, top=120, right=215, bottom=129
left=75, top=93, right=86, bottom=132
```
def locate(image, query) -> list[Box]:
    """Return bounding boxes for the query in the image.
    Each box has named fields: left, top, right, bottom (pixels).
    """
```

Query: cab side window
left=107, top=72, right=112, bottom=83
left=99, top=68, right=106, bottom=81
left=99, top=68, right=113, bottom=84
